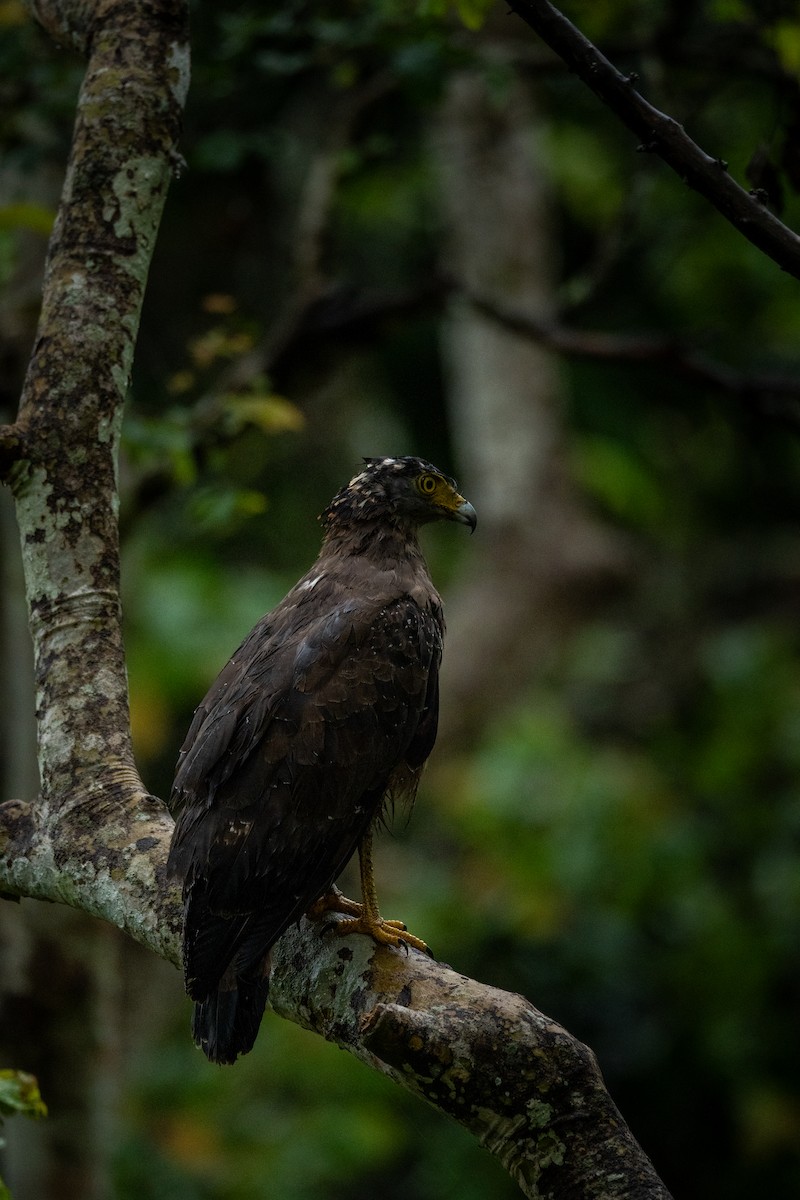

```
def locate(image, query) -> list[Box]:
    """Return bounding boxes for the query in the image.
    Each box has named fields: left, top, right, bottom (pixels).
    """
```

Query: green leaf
left=0, top=1070, right=48, bottom=1123
left=414, top=0, right=493, bottom=30
left=572, top=434, right=667, bottom=528
left=0, top=0, right=27, bottom=28
left=219, top=390, right=306, bottom=436
left=454, top=0, right=494, bottom=31
left=0, top=202, right=56, bottom=235
left=186, top=483, right=269, bottom=535
left=768, top=20, right=800, bottom=73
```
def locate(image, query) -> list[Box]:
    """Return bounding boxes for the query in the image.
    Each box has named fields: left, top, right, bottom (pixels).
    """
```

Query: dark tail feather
left=192, top=952, right=272, bottom=1064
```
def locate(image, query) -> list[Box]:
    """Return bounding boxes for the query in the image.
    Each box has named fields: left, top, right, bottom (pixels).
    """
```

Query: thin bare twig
left=467, top=294, right=800, bottom=419
left=267, top=280, right=800, bottom=420
left=507, top=0, right=800, bottom=279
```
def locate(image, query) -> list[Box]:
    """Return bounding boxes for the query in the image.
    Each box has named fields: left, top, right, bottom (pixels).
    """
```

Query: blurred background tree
left=2, top=0, right=800, bottom=1197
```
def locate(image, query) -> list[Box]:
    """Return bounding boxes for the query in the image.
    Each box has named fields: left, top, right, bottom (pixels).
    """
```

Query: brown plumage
left=168, top=456, right=476, bottom=1063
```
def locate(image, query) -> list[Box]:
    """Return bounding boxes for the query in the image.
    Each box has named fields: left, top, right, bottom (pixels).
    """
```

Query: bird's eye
left=418, top=474, right=437, bottom=495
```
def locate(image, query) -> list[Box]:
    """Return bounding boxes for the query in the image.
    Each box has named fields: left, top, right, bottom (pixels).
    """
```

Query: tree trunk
left=432, top=66, right=626, bottom=750
left=0, top=4, right=189, bottom=1197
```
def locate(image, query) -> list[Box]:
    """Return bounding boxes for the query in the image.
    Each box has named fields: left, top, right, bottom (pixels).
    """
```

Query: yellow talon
left=333, top=913, right=429, bottom=954
left=314, top=828, right=430, bottom=955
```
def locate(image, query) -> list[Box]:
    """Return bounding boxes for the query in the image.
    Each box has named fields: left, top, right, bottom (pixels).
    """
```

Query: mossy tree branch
left=0, top=0, right=189, bottom=955
left=0, top=5, right=672, bottom=1196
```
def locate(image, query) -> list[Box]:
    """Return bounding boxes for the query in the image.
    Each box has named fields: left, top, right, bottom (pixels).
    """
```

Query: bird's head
left=321, top=456, right=477, bottom=536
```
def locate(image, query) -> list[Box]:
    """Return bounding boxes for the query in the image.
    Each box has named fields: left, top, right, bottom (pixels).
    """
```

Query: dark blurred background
left=2, top=1, right=800, bottom=1197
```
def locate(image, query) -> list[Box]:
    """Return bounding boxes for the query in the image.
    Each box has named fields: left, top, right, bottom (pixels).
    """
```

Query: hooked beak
left=453, top=498, right=477, bottom=533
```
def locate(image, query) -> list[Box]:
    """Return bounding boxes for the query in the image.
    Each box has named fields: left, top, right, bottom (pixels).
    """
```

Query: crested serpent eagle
left=168, top=456, right=476, bottom=1063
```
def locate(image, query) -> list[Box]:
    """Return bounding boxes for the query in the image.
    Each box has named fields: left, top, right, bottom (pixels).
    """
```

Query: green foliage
left=0, top=199, right=54, bottom=293
left=0, top=1071, right=47, bottom=1200
left=0, top=1070, right=46, bottom=1126
left=0, top=202, right=54, bottom=235
left=114, top=1017, right=517, bottom=1200
left=415, top=0, right=495, bottom=31
left=573, top=433, right=669, bottom=530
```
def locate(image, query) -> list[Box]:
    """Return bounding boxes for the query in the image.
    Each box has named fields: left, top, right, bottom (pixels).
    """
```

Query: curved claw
left=332, top=913, right=430, bottom=956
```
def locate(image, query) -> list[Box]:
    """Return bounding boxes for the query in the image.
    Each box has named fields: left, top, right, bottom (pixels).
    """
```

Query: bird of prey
left=168, top=455, right=476, bottom=1063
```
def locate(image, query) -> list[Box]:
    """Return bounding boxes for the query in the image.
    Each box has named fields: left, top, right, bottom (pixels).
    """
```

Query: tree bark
left=432, top=67, right=626, bottom=752
left=6, top=0, right=188, bottom=814
left=0, top=0, right=187, bottom=966
left=0, top=5, right=189, bottom=1198
left=1, top=813, right=672, bottom=1199
left=0, top=5, right=671, bottom=1197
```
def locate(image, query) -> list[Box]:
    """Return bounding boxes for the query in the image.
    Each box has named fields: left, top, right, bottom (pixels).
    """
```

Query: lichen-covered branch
left=508, top=0, right=800, bottom=280
left=0, top=0, right=190, bottom=999
left=0, top=790, right=180, bottom=965
left=1, top=0, right=190, bottom=814
left=1, top=799, right=672, bottom=1199
left=270, top=919, right=673, bottom=1200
